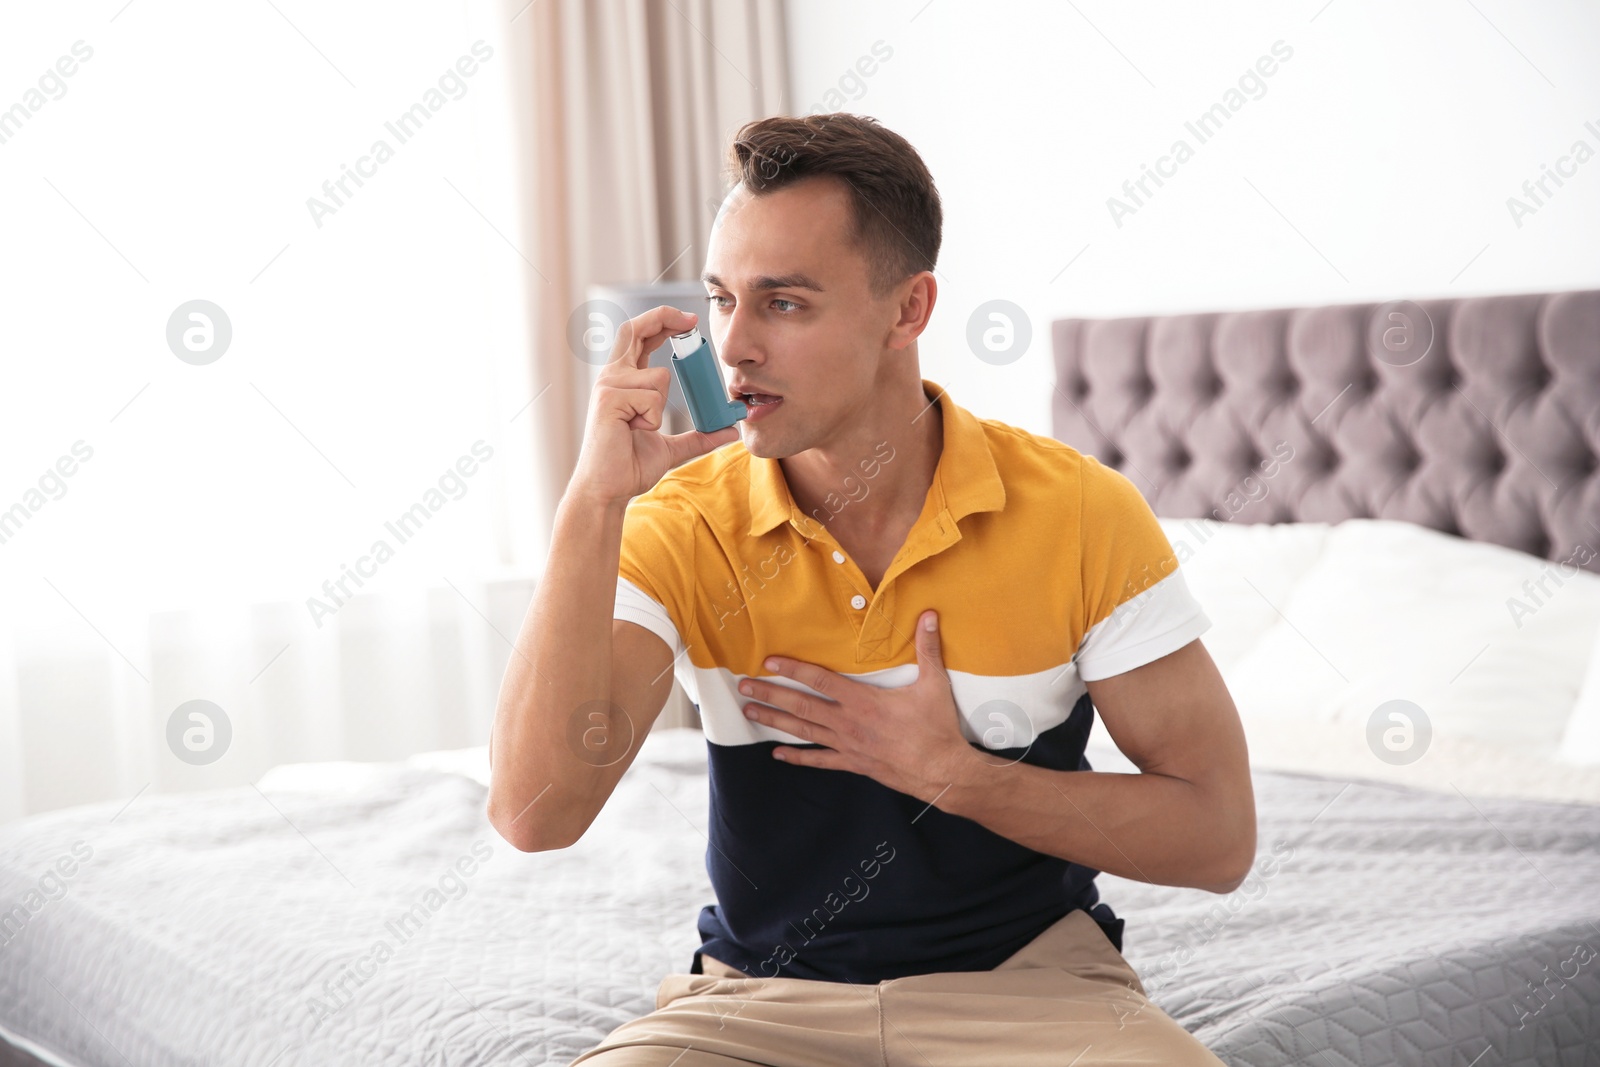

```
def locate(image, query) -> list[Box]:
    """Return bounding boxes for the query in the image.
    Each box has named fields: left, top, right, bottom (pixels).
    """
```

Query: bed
left=3, top=288, right=1598, bottom=1066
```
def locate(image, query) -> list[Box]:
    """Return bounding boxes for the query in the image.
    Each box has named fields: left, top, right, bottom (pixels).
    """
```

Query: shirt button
left=850, top=594, right=866, bottom=610
left=832, top=550, right=845, bottom=564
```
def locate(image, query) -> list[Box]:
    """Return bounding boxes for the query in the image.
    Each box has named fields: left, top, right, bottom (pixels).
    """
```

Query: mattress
left=1, top=726, right=1596, bottom=1066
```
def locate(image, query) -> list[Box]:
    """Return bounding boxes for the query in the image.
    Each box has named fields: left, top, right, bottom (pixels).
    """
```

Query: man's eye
left=707, top=295, right=800, bottom=313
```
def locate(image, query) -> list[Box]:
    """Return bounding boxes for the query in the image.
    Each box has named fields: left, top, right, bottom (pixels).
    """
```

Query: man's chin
left=738, top=428, right=800, bottom=461
left=740, top=436, right=782, bottom=460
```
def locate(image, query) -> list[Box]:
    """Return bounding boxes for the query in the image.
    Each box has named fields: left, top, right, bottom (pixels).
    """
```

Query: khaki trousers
left=568, top=908, right=1226, bottom=1065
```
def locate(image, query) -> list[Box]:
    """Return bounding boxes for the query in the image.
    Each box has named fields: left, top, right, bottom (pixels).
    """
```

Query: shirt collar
left=746, top=378, right=1006, bottom=538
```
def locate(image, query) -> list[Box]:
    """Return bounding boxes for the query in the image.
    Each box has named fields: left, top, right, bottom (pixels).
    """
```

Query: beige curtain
left=499, top=0, right=789, bottom=573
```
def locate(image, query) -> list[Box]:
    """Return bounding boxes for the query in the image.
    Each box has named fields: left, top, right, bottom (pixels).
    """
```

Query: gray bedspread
left=1, top=727, right=1596, bottom=1066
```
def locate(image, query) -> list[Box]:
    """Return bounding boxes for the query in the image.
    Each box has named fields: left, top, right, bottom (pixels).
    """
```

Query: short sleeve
left=615, top=497, right=697, bottom=662
left=1074, top=454, right=1211, bottom=682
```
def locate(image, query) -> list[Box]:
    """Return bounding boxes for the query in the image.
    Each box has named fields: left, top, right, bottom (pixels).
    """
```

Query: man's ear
left=886, top=270, right=937, bottom=351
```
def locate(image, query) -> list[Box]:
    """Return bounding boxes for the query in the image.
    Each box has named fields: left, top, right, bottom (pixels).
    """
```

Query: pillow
left=1144, top=517, right=1600, bottom=800
left=1556, top=624, right=1600, bottom=766
left=1156, top=517, right=1333, bottom=675
left=1171, top=518, right=1593, bottom=758
left=1208, top=519, right=1600, bottom=758
left=1087, top=713, right=1600, bottom=803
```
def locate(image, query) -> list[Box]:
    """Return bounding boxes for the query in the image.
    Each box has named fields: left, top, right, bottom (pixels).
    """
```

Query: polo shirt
left=613, top=377, right=1212, bottom=984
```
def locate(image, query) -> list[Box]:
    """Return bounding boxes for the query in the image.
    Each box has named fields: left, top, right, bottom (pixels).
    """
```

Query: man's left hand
left=737, top=609, right=976, bottom=805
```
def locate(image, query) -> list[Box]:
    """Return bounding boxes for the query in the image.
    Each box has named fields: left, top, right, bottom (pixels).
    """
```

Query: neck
left=782, top=379, right=944, bottom=536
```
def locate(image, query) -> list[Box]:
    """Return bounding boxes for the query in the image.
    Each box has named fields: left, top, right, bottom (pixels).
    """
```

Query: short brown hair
left=724, top=113, right=942, bottom=299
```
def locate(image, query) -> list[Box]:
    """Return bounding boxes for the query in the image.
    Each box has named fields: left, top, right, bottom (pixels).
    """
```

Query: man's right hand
left=569, top=305, right=741, bottom=507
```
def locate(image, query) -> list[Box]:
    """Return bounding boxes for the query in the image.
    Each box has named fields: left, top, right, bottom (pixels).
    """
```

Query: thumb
left=915, top=610, right=948, bottom=686
left=667, top=425, right=739, bottom=465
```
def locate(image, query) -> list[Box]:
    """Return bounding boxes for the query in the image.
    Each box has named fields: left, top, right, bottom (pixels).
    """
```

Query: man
left=488, top=111, right=1254, bottom=1066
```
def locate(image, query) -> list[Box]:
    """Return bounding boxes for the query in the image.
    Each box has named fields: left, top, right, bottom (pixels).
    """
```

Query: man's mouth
left=740, top=393, right=783, bottom=406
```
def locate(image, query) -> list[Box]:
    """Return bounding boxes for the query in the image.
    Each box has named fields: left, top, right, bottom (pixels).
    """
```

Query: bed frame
left=1050, top=289, right=1600, bottom=574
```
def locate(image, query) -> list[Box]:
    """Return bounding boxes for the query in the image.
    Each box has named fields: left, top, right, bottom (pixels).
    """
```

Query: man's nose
left=716, top=304, right=764, bottom=368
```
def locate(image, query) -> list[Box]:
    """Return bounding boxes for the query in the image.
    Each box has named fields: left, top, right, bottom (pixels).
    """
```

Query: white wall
left=783, top=0, right=1600, bottom=437
left=0, top=1, right=535, bottom=821
left=0, top=0, right=529, bottom=618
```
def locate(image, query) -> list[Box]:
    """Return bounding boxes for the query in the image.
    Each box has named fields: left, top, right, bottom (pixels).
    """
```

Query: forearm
left=936, top=748, right=1253, bottom=893
left=487, top=489, right=627, bottom=849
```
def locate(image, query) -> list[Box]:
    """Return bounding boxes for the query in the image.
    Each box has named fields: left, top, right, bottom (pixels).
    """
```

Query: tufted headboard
left=1050, top=289, right=1600, bottom=574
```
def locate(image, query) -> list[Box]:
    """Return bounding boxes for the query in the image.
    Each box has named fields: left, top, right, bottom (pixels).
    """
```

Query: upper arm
left=1072, top=452, right=1245, bottom=783
left=1071, top=456, right=1254, bottom=873
left=1085, top=637, right=1247, bottom=781
left=552, top=496, right=691, bottom=839
left=608, top=496, right=695, bottom=760
left=583, top=618, right=678, bottom=788
left=1085, top=638, right=1256, bottom=867
left=537, top=620, right=677, bottom=848
left=610, top=618, right=678, bottom=741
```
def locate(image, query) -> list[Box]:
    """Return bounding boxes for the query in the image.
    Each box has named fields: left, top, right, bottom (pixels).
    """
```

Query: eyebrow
left=701, top=271, right=826, bottom=293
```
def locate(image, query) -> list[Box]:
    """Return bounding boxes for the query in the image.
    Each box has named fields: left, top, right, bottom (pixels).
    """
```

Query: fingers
left=916, top=609, right=950, bottom=686
left=600, top=363, right=671, bottom=398
left=595, top=362, right=669, bottom=423
left=605, top=305, right=699, bottom=372
left=740, top=674, right=841, bottom=722
left=602, top=385, right=667, bottom=432
left=918, top=610, right=940, bottom=651
left=742, top=697, right=843, bottom=751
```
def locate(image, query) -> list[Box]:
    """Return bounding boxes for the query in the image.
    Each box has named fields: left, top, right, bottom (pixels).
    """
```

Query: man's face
left=702, top=175, right=898, bottom=460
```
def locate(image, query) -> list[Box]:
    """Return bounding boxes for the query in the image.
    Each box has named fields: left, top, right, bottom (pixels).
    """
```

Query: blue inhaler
left=669, top=327, right=748, bottom=433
